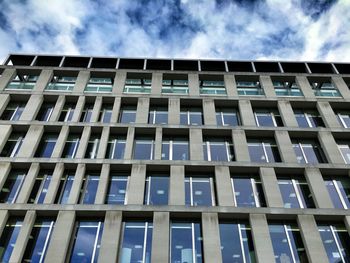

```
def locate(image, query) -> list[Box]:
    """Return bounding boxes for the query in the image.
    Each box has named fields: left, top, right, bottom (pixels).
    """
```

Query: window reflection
left=292, top=140, right=326, bottom=164
left=55, top=172, right=75, bottom=204
left=231, top=176, right=265, bottom=207
left=324, top=177, right=350, bottom=209
left=185, top=177, right=215, bottom=206
left=35, top=133, right=58, bottom=158
left=0, top=218, right=23, bottom=262
left=247, top=139, right=281, bottom=163
left=162, top=137, right=189, bottom=161
left=80, top=174, right=99, bottom=204
left=119, top=106, right=137, bottom=124
left=144, top=176, right=169, bottom=205
left=106, top=135, right=126, bottom=159
left=180, top=108, right=203, bottom=126
left=105, top=175, right=128, bottom=204
left=133, top=137, right=155, bottom=160
left=203, top=138, right=234, bottom=162
left=215, top=108, right=240, bottom=126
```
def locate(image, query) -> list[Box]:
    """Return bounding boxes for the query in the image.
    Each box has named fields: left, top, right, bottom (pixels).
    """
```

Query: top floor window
left=236, top=77, right=264, bottom=96
left=199, top=77, right=226, bottom=95
left=85, top=77, right=113, bottom=93
left=309, top=78, right=341, bottom=97
left=46, top=75, right=76, bottom=91
left=273, top=79, right=303, bottom=97
left=6, top=74, right=38, bottom=90
left=124, top=74, right=151, bottom=94
left=162, top=76, right=189, bottom=94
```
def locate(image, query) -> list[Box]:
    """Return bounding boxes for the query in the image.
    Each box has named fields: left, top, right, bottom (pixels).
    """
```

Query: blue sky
left=0, top=0, right=349, bottom=62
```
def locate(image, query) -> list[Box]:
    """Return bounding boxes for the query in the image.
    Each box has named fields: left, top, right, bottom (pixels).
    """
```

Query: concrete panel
left=224, top=74, right=238, bottom=96
left=124, top=127, right=135, bottom=160
left=168, top=98, right=180, bottom=125
left=51, top=126, right=69, bottom=158
left=0, top=68, right=16, bottom=91
left=298, top=215, right=328, bottom=263
left=71, top=96, right=85, bottom=122
left=19, top=94, right=43, bottom=121
left=16, top=163, right=40, bottom=203
left=232, top=130, right=250, bottom=162
left=260, top=75, right=276, bottom=98
left=317, top=101, right=342, bottom=128
left=110, top=97, right=121, bottom=123
left=238, top=100, right=255, bottom=126
left=188, top=73, right=200, bottom=96
left=127, top=164, right=146, bottom=205
left=67, top=163, right=86, bottom=204
left=151, top=72, right=162, bottom=95
left=90, top=96, right=103, bottom=122
left=0, top=162, right=11, bottom=191
left=154, top=127, right=162, bottom=160
left=113, top=71, right=126, bottom=95
left=0, top=210, right=9, bottom=237
left=202, top=213, right=223, bottom=263
left=95, top=164, right=110, bottom=204
left=296, top=76, right=315, bottom=99
left=49, top=95, right=65, bottom=121
left=215, top=166, right=234, bottom=206
left=0, top=125, right=12, bottom=153
left=260, top=167, right=284, bottom=208
left=97, top=126, right=110, bottom=159
left=73, top=70, right=90, bottom=93
left=151, top=212, right=170, bottom=263
left=332, top=76, right=350, bottom=99
left=136, top=97, right=150, bottom=124
left=34, top=69, right=53, bottom=91
left=44, top=163, right=64, bottom=204
left=189, top=128, right=203, bottom=161
left=318, top=131, right=344, bottom=164
left=17, top=125, right=44, bottom=158
left=345, top=216, right=350, bottom=234
left=75, top=126, right=91, bottom=159
left=274, top=130, right=297, bottom=163
left=203, top=98, right=216, bottom=126
left=0, top=94, right=10, bottom=116
left=278, top=100, right=298, bottom=127
left=169, top=165, right=185, bottom=205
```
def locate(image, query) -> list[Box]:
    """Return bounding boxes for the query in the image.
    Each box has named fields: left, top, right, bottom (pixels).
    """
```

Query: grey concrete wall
left=345, top=216, right=350, bottom=234
left=67, top=163, right=86, bottom=204
left=215, top=166, right=234, bottom=206
left=260, top=167, right=284, bottom=208
left=274, top=130, right=296, bottom=163
left=16, top=163, right=40, bottom=203
left=127, top=164, right=146, bottom=205
left=260, top=75, right=276, bottom=98
left=75, top=126, right=91, bottom=159
left=278, top=100, right=298, bottom=127
left=332, top=76, right=350, bottom=99
left=113, top=71, right=126, bottom=95
left=44, top=163, right=64, bottom=204
left=238, top=100, right=255, bottom=126
left=97, top=126, right=110, bottom=159
left=232, top=130, right=250, bottom=162
left=17, top=125, right=44, bottom=158
left=73, top=70, right=90, bottom=92
left=124, top=127, right=135, bottom=160
left=188, top=73, right=199, bottom=96
left=0, top=124, right=12, bottom=152
left=224, top=74, right=238, bottom=96
left=296, top=76, right=315, bottom=98
left=19, top=94, right=43, bottom=121
left=50, top=95, right=65, bottom=122
left=168, top=98, right=180, bottom=125
left=151, top=212, right=170, bottom=263
left=203, top=98, right=216, bottom=126
left=136, top=97, right=150, bottom=124
left=0, top=210, right=9, bottom=237
left=0, top=68, right=16, bottom=91
left=0, top=94, right=10, bottom=116
left=317, top=101, right=342, bottom=128
left=0, top=162, right=11, bottom=191
left=71, top=96, right=85, bottom=122
left=154, top=127, right=162, bottom=160
left=151, top=72, right=162, bottom=95
left=90, top=96, right=103, bottom=122
left=110, top=97, right=121, bottom=123
left=202, top=213, right=223, bottom=263
left=318, top=131, right=345, bottom=164
left=51, top=126, right=69, bottom=158
left=34, top=69, right=53, bottom=92
left=95, top=164, right=109, bottom=204
left=169, top=165, right=185, bottom=205
left=189, top=128, right=203, bottom=160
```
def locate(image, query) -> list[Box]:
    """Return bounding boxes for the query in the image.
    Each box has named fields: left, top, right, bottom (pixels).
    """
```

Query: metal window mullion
left=333, top=180, right=348, bottom=209
left=169, top=141, right=173, bottom=161
left=71, top=139, right=79, bottom=158
left=111, top=139, right=117, bottom=159
left=124, top=177, right=130, bottom=205
left=291, top=179, right=305, bottom=209
left=91, top=222, right=101, bottom=263
left=251, top=178, right=260, bottom=207
left=338, top=115, right=348, bottom=128
left=153, top=110, right=156, bottom=124
left=262, top=142, right=269, bottom=163
left=299, top=143, right=309, bottom=164
left=206, top=141, right=211, bottom=161
left=254, top=113, right=260, bottom=126
left=271, top=112, right=278, bottom=127
left=146, top=177, right=152, bottom=205
left=13, top=175, right=25, bottom=203
left=221, top=112, right=225, bottom=126
left=46, top=107, right=54, bottom=121
left=284, top=225, right=297, bottom=263
left=58, top=175, right=68, bottom=203
left=231, top=178, right=237, bottom=206
left=238, top=224, right=247, bottom=263
left=142, top=222, right=149, bottom=263
left=187, top=111, right=190, bottom=125
left=190, top=177, right=194, bottom=206
left=330, top=225, right=346, bottom=263
left=209, top=177, right=215, bottom=206
left=150, top=140, right=154, bottom=160
left=34, top=175, right=46, bottom=204
left=191, top=223, right=196, bottom=263
left=305, top=113, right=313, bottom=128
left=91, top=139, right=99, bottom=159
left=225, top=141, right=230, bottom=161
left=39, top=221, right=54, bottom=263
left=11, top=136, right=23, bottom=157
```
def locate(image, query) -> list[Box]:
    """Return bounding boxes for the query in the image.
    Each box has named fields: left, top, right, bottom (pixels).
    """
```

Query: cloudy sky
left=0, top=0, right=349, bottom=62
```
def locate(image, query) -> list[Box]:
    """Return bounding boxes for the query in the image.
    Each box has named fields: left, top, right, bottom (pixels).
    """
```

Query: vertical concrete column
left=19, top=94, right=43, bottom=121
left=317, top=101, right=342, bottom=128
left=113, top=71, right=126, bottom=95
left=124, top=127, right=135, bottom=160
left=98, top=211, right=123, bottom=263
left=44, top=163, right=64, bottom=204
left=215, top=166, right=234, bottom=206
left=51, top=126, right=69, bottom=158
left=345, top=216, right=350, bottom=235
left=127, top=164, right=146, bottom=205
left=203, top=98, right=216, bottom=125
left=136, top=97, right=150, bottom=124
left=110, top=97, right=121, bottom=123
left=188, top=73, right=200, bottom=96
left=260, top=75, right=276, bottom=98
left=44, top=211, right=76, bottom=263
left=0, top=210, right=9, bottom=237
left=202, top=213, right=223, bottom=263
left=50, top=95, right=65, bottom=121
left=9, top=210, right=36, bottom=263
left=0, top=125, right=12, bottom=152
left=95, top=164, right=110, bottom=204
left=274, top=131, right=296, bottom=163
left=332, top=76, right=350, bottom=99
left=238, top=100, right=255, bottom=126
left=232, top=130, right=250, bottom=162
left=278, top=100, right=298, bottom=127
left=151, top=212, right=170, bottom=263
left=71, top=96, right=85, bottom=122
left=17, top=125, right=44, bottom=158
left=296, top=76, right=315, bottom=99
left=298, top=215, right=328, bottom=263
left=73, top=70, right=90, bottom=93
left=169, top=165, right=185, bottom=205
left=260, top=167, right=284, bottom=208
left=75, top=126, right=91, bottom=159
left=189, top=128, right=203, bottom=161
left=318, top=131, right=344, bottom=164
left=154, top=127, right=162, bottom=160
left=168, top=98, right=180, bottom=125
left=97, top=126, right=110, bottom=159
left=67, top=163, right=86, bottom=204
left=0, top=162, right=11, bottom=191
left=90, top=96, right=103, bottom=122
left=304, top=168, right=333, bottom=208
left=34, top=69, right=53, bottom=91
left=16, top=163, right=40, bottom=203
left=249, top=214, right=275, bottom=263
left=0, top=68, right=16, bottom=90
left=224, top=74, right=238, bottom=97
left=151, top=72, right=162, bottom=95
left=0, top=94, right=10, bottom=116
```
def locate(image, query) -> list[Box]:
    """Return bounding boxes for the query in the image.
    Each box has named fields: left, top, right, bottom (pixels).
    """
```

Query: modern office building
left=0, top=53, right=349, bottom=262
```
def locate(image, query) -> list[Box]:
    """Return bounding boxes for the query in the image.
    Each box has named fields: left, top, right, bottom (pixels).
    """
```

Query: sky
left=0, top=0, right=349, bottom=63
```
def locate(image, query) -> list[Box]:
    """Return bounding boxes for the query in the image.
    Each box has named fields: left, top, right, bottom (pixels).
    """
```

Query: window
left=133, top=136, right=155, bottom=160
left=247, top=139, right=281, bottom=163
left=161, top=137, right=189, bottom=160
left=337, top=141, right=350, bottom=164
left=199, top=79, right=226, bottom=95
left=6, top=74, right=38, bottom=90
left=85, top=77, right=113, bottom=93
left=119, top=221, right=153, bottom=263
left=119, top=106, right=136, bottom=124
left=0, top=170, right=26, bottom=203
left=105, top=174, right=128, bottom=204
left=336, top=111, right=350, bottom=128
left=46, top=75, right=76, bottom=91
left=36, top=103, right=55, bottom=121
left=79, top=174, right=99, bottom=204
left=28, top=170, right=52, bottom=204
left=144, top=175, right=169, bottom=205
left=203, top=138, right=234, bottom=161
left=215, top=108, right=240, bottom=126
left=0, top=218, right=23, bottom=262
left=69, top=221, right=103, bottom=263
left=0, top=132, right=25, bottom=157
left=310, top=79, right=341, bottom=97
left=148, top=107, right=168, bottom=124
left=1, top=102, right=26, bottom=121
left=278, top=176, right=315, bottom=208
left=324, top=177, right=350, bottom=209
left=170, top=222, right=203, bottom=263
left=162, top=78, right=189, bottom=94
left=35, top=133, right=58, bottom=158
left=124, top=76, right=152, bottom=94
left=84, top=134, right=100, bottom=159
left=185, top=176, right=215, bottom=206
left=293, top=140, right=327, bottom=164
left=219, top=221, right=255, bottom=263
left=62, top=134, right=80, bottom=158
left=294, top=109, right=325, bottom=128
left=58, top=102, right=75, bottom=122
left=55, top=172, right=75, bottom=204
left=80, top=103, right=94, bottom=122
left=273, top=80, right=303, bottom=96
left=98, top=104, right=113, bottom=123
left=22, top=219, right=55, bottom=262
left=105, top=135, right=126, bottom=159
left=318, top=224, right=350, bottom=262
left=269, top=223, right=307, bottom=263
left=236, top=79, right=264, bottom=96
left=180, top=107, right=203, bottom=125
left=254, top=109, right=283, bottom=127
left=231, top=175, right=266, bottom=207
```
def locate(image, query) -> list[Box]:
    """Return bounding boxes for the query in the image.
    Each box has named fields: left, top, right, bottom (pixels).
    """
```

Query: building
left=0, top=53, right=349, bottom=262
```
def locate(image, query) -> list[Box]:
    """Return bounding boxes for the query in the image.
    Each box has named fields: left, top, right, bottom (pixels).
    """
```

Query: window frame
left=161, top=137, right=189, bottom=161
left=247, top=140, right=281, bottom=163
left=254, top=109, right=282, bottom=127
left=185, top=177, right=216, bottom=206
left=203, top=139, right=234, bottom=162
left=0, top=133, right=24, bottom=157
left=231, top=176, right=263, bottom=207
left=161, top=79, right=189, bottom=94
left=324, top=178, right=350, bottom=209
left=105, top=175, right=129, bottom=205
left=215, top=108, right=240, bottom=126
left=133, top=137, right=155, bottom=160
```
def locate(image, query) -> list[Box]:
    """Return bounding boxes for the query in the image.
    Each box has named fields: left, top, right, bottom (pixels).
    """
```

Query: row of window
left=1, top=216, right=349, bottom=263
left=1, top=168, right=349, bottom=209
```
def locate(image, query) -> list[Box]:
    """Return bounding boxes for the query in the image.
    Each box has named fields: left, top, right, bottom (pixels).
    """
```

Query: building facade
left=0, top=54, right=349, bottom=262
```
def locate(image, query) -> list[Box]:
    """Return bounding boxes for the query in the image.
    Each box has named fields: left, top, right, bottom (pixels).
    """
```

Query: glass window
left=248, top=139, right=281, bottom=163
left=119, top=221, right=153, bottom=263
left=36, top=103, right=55, bottom=121
left=216, top=108, right=240, bottom=126
left=105, top=174, right=128, bottom=204
left=269, top=223, right=307, bottom=263
left=22, top=219, right=55, bottom=262
left=106, top=135, right=126, bottom=159
left=161, top=137, right=189, bottom=160
left=0, top=218, right=23, bottom=262
left=278, top=177, right=315, bottom=208
left=80, top=103, right=94, bottom=122
left=69, top=221, right=103, bottom=263
left=58, top=103, right=75, bottom=122
left=219, top=221, right=255, bottom=263
left=1, top=102, right=26, bottom=121
left=170, top=222, right=203, bottom=263
left=119, top=106, right=136, bottom=124
left=144, top=176, right=169, bottom=205
left=80, top=174, right=99, bottom=204
left=55, top=173, right=75, bottom=204
left=180, top=108, right=203, bottom=125
left=293, top=140, right=326, bottom=164
left=273, top=80, right=303, bottom=97
left=85, top=77, right=113, bottom=93
left=0, top=132, right=25, bottom=157
left=133, top=137, right=154, bottom=160
left=28, top=170, right=52, bottom=204
left=324, top=177, right=350, bottom=209
left=124, top=77, right=152, bottom=94
left=236, top=80, right=264, bottom=96
left=294, top=109, right=325, bottom=128
left=199, top=79, right=226, bottom=95
left=84, top=134, right=100, bottom=159
left=35, top=133, right=58, bottom=158
left=318, top=224, right=350, bottom=262
left=203, top=138, right=234, bottom=161
left=254, top=109, right=283, bottom=127
left=310, top=80, right=342, bottom=97
left=231, top=176, right=266, bottom=207
left=99, top=104, right=113, bottom=123
left=338, top=142, right=350, bottom=164
left=46, top=75, right=76, bottom=91
left=0, top=170, right=26, bottom=203
left=162, top=78, right=189, bottom=94
left=336, top=111, right=350, bottom=128
left=6, top=74, right=38, bottom=90
left=185, top=177, right=215, bottom=206
left=62, top=134, right=80, bottom=158
left=148, top=107, right=168, bottom=124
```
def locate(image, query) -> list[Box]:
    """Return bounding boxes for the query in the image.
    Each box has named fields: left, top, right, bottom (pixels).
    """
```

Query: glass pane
left=36, top=175, right=52, bottom=204
left=36, top=134, right=57, bottom=158
left=302, top=144, right=322, bottom=164
left=82, top=176, right=99, bottom=204
left=222, top=112, right=239, bottom=126
left=0, top=219, right=23, bottom=262
left=264, top=144, right=281, bottom=162
left=295, top=114, right=310, bottom=128
left=189, top=112, right=203, bottom=125
left=101, top=110, right=112, bottom=123
left=192, top=178, right=213, bottom=206
left=209, top=142, right=231, bottom=161
left=0, top=171, right=25, bottom=203
left=180, top=112, right=188, bottom=125
left=278, top=180, right=300, bottom=208
left=256, top=113, right=276, bottom=127
left=296, top=181, right=315, bottom=208
left=337, top=178, right=350, bottom=208
left=154, top=111, right=168, bottom=124
left=319, top=225, right=345, bottom=262
left=339, top=146, right=350, bottom=164
left=59, top=175, right=74, bottom=204
left=219, top=223, right=243, bottom=263
left=325, top=180, right=345, bottom=209
left=232, top=178, right=257, bottom=207
left=120, top=109, right=136, bottom=123
left=106, top=176, right=128, bottom=204
left=144, top=177, right=169, bottom=205
left=173, top=142, right=189, bottom=160
left=293, top=144, right=306, bottom=164
left=161, top=143, right=170, bottom=160
left=248, top=143, right=266, bottom=163
left=269, top=224, right=295, bottom=262
left=134, top=140, right=153, bottom=160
